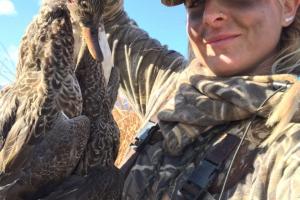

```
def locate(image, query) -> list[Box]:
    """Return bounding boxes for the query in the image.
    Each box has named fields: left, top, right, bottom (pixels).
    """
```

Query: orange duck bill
left=81, top=26, right=103, bottom=61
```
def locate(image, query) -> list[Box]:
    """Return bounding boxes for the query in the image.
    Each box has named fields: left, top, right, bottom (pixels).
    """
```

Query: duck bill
left=81, top=27, right=103, bottom=61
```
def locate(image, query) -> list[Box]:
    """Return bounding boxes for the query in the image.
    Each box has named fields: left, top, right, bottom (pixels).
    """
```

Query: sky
left=0, top=0, right=187, bottom=86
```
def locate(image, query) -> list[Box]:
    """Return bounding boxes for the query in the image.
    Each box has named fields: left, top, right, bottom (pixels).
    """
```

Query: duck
left=40, top=6, right=123, bottom=200
left=0, top=0, right=117, bottom=199
left=39, top=61, right=123, bottom=199
left=75, top=24, right=120, bottom=171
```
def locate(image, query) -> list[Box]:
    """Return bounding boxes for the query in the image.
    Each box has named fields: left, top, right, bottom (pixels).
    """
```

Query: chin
left=211, top=69, right=239, bottom=77
left=204, top=54, right=256, bottom=76
left=205, top=60, right=240, bottom=77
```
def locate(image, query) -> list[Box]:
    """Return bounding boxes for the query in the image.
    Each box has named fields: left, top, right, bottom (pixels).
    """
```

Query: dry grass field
left=113, top=96, right=141, bottom=167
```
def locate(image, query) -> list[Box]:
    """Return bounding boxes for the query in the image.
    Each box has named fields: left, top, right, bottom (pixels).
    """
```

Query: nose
left=202, top=1, right=227, bottom=28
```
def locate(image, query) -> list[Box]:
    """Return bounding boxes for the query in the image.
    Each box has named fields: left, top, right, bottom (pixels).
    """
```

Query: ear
left=281, top=0, right=299, bottom=27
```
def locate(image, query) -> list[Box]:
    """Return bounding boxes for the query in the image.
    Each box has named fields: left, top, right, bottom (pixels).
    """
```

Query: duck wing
left=0, top=114, right=90, bottom=200
left=0, top=2, right=83, bottom=171
left=40, top=166, right=123, bottom=200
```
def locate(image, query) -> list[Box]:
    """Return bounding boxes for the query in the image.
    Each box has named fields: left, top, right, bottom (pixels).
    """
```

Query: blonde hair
left=272, top=6, right=300, bottom=74
left=263, top=6, right=300, bottom=147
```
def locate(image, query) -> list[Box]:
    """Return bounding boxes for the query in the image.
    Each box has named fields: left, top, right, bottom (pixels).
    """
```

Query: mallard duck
left=0, top=0, right=112, bottom=199
left=41, top=44, right=122, bottom=200
left=40, top=10, right=123, bottom=200
left=75, top=24, right=120, bottom=171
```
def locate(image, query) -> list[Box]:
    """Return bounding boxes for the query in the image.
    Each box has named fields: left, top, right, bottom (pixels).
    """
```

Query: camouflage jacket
left=104, top=6, right=300, bottom=200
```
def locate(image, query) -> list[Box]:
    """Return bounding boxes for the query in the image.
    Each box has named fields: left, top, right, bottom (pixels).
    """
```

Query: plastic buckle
left=130, top=121, right=157, bottom=152
left=180, top=159, right=219, bottom=200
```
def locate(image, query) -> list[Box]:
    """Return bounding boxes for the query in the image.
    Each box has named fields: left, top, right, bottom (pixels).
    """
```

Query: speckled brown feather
left=0, top=0, right=123, bottom=199
left=0, top=1, right=90, bottom=199
left=40, top=166, right=123, bottom=200
left=37, top=11, right=122, bottom=200
left=0, top=1, right=83, bottom=170
left=75, top=45, right=120, bottom=171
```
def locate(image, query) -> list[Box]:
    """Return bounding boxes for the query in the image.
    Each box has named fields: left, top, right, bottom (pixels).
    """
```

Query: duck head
left=67, top=0, right=105, bottom=61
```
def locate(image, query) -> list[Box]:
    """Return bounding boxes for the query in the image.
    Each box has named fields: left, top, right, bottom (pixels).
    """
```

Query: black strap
left=179, top=133, right=240, bottom=200
left=120, top=123, right=239, bottom=200
left=120, top=122, right=160, bottom=177
left=206, top=134, right=240, bottom=166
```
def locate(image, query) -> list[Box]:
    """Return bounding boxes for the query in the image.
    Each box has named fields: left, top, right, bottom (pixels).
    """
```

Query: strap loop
left=179, top=133, right=240, bottom=200
left=180, top=159, right=219, bottom=200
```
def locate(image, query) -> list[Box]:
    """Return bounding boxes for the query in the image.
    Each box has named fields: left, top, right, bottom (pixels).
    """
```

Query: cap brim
left=161, top=0, right=184, bottom=6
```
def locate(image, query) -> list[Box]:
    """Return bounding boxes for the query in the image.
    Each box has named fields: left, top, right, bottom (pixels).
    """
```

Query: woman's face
left=186, top=0, right=297, bottom=76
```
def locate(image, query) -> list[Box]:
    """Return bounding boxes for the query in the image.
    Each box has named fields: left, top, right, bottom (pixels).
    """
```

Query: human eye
left=186, top=0, right=205, bottom=20
left=185, top=0, right=204, bottom=9
left=223, top=0, right=257, bottom=9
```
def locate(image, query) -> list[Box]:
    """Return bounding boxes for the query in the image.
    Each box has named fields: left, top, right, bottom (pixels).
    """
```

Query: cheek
left=187, top=16, right=200, bottom=40
left=186, top=20, right=204, bottom=58
left=241, top=12, right=282, bottom=55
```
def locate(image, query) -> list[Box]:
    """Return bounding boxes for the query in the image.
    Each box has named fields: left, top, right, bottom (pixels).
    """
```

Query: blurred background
left=0, top=0, right=187, bottom=165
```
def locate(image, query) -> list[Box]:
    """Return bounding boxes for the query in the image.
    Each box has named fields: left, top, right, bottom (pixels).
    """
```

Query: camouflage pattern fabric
left=158, top=64, right=300, bottom=156
left=122, top=62, right=300, bottom=200
left=103, top=3, right=300, bottom=200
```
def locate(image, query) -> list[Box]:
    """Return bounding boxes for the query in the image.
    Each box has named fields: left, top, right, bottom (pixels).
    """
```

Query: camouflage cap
left=161, top=0, right=184, bottom=6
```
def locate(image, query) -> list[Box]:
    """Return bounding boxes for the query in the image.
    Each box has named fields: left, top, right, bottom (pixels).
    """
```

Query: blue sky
left=0, top=0, right=187, bottom=85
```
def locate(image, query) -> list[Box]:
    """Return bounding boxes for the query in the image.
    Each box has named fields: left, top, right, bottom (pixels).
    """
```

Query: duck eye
left=80, top=0, right=88, bottom=8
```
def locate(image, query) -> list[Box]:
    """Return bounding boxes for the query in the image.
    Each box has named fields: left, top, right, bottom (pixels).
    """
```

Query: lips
left=204, top=34, right=241, bottom=46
